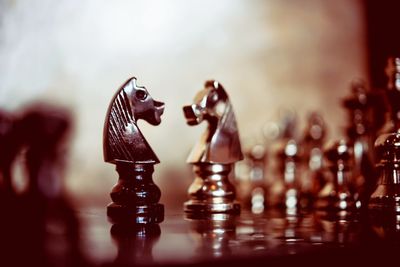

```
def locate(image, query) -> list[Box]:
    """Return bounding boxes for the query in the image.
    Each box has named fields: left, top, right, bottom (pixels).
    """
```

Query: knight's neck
left=205, top=117, right=218, bottom=142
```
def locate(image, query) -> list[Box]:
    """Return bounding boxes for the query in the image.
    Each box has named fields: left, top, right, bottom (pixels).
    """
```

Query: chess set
left=1, top=57, right=400, bottom=266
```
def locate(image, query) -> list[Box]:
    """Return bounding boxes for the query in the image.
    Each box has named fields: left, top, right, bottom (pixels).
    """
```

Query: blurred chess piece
left=103, top=77, right=165, bottom=224
left=277, top=139, right=300, bottom=211
left=342, top=80, right=376, bottom=208
left=378, top=56, right=400, bottom=135
left=369, top=131, right=400, bottom=212
left=14, top=104, right=88, bottom=267
left=267, top=109, right=300, bottom=209
left=0, top=110, right=19, bottom=197
left=317, top=140, right=356, bottom=212
left=299, top=112, right=326, bottom=208
left=110, top=223, right=161, bottom=266
left=246, top=144, right=268, bottom=214
left=182, top=80, right=243, bottom=214
left=19, top=105, right=71, bottom=200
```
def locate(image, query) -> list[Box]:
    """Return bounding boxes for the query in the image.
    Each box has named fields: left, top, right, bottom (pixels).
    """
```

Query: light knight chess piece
left=183, top=80, right=243, bottom=215
left=103, top=77, right=165, bottom=224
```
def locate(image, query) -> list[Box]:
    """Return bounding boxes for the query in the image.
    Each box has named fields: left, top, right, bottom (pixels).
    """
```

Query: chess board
left=30, top=206, right=400, bottom=267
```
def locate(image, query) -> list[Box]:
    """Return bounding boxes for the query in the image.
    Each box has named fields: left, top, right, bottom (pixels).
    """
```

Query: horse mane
left=103, top=79, right=159, bottom=164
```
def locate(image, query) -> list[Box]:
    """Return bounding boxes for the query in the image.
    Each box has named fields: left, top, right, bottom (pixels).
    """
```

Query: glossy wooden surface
left=76, top=207, right=400, bottom=266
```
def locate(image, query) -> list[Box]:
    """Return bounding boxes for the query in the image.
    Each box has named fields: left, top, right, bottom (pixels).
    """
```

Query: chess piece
left=299, top=112, right=326, bottom=208
left=378, top=56, right=400, bottom=134
left=247, top=144, right=268, bottom=214
left=317, top=140, right=356, bottom=211
left=19, top=104, right=71, bottom=199
left=278, top=139, right=300, bottom=210
left=369, top=131, right=400, bottom=212
left=182, top=80, right=243, bottom=214
left=104, top=77, right=165, bottom=224
left=0, top=110, right=18, bottom=196
left=342, top=80, right=376, bottom=208
left=14, top=104, right=89, bottom=267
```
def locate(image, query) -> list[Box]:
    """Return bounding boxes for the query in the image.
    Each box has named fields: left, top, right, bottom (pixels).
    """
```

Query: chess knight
left=104, top=77, right=165, bottom=224
left=183, top=80, right=243, bottom=215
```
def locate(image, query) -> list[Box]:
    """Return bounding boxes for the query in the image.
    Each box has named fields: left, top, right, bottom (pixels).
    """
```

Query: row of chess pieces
left=100, top=56, right=400, bottom=225
left=236, top=56, right=400, bottom=216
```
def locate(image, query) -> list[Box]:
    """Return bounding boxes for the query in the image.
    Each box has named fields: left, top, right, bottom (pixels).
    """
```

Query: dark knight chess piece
left=104, top=77, right=165, bottom=224
left=183, top=80, right=243, bottom=214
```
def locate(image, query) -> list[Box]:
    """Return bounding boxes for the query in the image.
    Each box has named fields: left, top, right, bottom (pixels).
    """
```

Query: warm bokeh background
left=0, top=0, right=368, bottom=207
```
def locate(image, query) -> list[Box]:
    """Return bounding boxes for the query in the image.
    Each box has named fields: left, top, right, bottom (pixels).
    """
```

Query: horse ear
left=130, top=77, right=137, bottom=88
left=205, top=80, right=219, bottom=89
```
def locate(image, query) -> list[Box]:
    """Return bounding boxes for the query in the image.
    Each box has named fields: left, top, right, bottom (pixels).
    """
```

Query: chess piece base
left=184, top=163, right=240, bottom=215
left=184, top=200, right=240, bottom=215
left=107, top=203, right=164, bottom=224
left=369, top=173, right=400, bottom=212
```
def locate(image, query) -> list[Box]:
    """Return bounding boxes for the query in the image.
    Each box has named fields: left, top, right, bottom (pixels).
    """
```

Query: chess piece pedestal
left=184, top=163, right=240, bottom=214
left=108, top=163, right=164, bottom=224
left=369, top=132, right=400, bottom=212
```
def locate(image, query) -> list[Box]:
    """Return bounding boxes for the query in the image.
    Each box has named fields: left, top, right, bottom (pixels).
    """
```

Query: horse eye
left=135, top=90, right=147, bottom=100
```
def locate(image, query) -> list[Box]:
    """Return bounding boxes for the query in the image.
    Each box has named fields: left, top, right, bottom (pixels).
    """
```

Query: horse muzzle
left=183, top=105, right=202, bottom=125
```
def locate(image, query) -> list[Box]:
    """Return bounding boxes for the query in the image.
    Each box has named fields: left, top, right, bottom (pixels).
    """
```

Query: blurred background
left=0, top=0, right=398, bottom=209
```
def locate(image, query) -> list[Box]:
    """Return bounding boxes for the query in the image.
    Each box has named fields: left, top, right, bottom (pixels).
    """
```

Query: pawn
left=182, top=80, right=243, bottom=215
left=279, top=139, right=300, bottom=210
left=103, top=77, right=165, bottom=224
left=369, top=131, right=400, bottom=212
left=247, top=144, right=268, bottom=214
left=299, top=112, right=326, bottom=208
left=317, top=140, right=356, bottom=211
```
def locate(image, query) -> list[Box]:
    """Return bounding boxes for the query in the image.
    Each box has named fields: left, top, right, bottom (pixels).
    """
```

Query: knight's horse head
left=104, top=77, right=164, bottom=164
left=183, top=80, right=243, bottom=164
left=122, top=77, right=165, bottom=125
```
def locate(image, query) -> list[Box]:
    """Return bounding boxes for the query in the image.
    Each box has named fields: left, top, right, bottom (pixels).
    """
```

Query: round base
left=184, top=200, right=240, bottom=215
left=107, top=203, right=164, bottom=224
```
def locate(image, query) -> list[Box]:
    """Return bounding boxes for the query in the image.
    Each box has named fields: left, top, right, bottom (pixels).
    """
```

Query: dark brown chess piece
left=299, top=112, right=326, bottom=208
left=369, top=132, right=400, bottom=212
left=342, top=80, right=376, bottom=208
left=104, top=77, right=165, bottom=224
left=317, top=140, right=356, bottom=212
left=13, top=104, right=88, bottom=267
left=0, top=110, right=18, bottom=196
left=378, top=56, right=400, bottom=135
left=19, top=105, right=71, bottom=199
left=182, top=80, right=243, bottom=214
